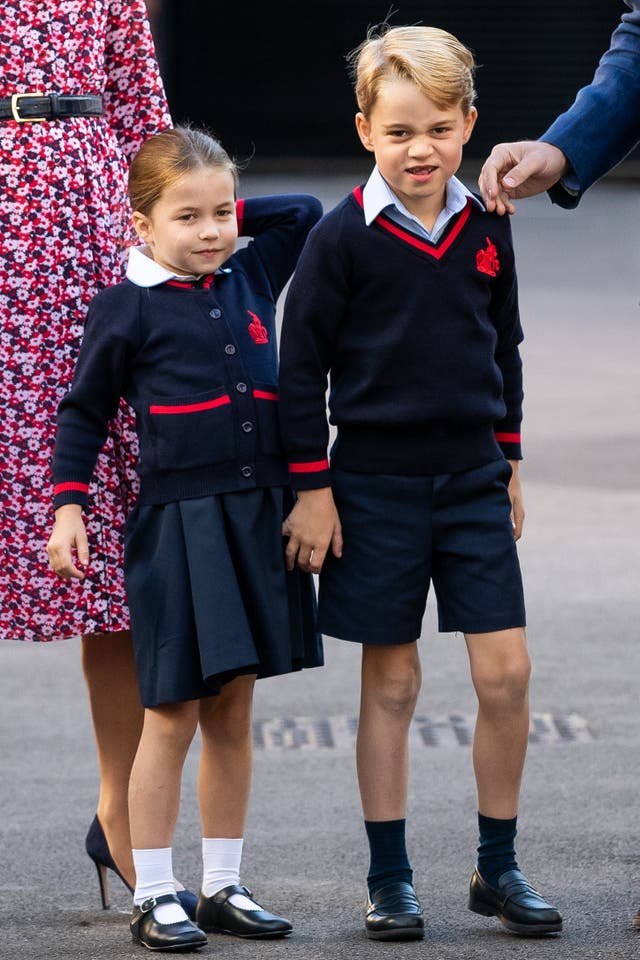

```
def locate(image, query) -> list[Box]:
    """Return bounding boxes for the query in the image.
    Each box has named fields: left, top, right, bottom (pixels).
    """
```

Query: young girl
left=47, top=126, right=323, bottom=951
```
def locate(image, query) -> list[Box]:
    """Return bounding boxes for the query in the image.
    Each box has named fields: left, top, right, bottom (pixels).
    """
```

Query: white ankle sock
left=132, top=847, right=188, bottom=924
left=201, top=837, right=260, bottom=910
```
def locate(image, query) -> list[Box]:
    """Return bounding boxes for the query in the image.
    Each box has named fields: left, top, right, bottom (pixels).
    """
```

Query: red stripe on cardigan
left=149, top=395, right=231, bottom=414
left=289, top=459, right=330, bottom=473
left=253, top=389, right=279, bottom=401
left=54, top=481, right=90, bottom=495
left=236, top=198, right=245, bottom=235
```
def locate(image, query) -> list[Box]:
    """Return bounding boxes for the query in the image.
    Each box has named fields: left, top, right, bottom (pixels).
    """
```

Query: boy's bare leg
left=357, top=642, right=425, bottom=941
left=357, top=642, right=422, bottom=820
left=464, top=627, right=530, bottom=817
left=464, top=627, right=562, bottom=933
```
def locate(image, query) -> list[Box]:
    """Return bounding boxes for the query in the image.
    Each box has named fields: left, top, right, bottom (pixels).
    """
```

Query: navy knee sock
left=476, top=812, right=519, bottom=888
left=364, top=819, right=413, bottom=894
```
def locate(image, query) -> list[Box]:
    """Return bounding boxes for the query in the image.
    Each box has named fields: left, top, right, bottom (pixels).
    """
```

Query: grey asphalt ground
left=1, top=163, right=638, bottom=960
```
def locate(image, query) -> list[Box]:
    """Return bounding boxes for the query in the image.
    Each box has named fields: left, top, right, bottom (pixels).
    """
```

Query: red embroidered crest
left=247, top=310, right=269, bottom=344
left=476, top=237, right=500, bottom=277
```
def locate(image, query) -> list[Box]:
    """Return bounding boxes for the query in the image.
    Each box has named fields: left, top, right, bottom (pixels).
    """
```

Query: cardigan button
left=209, top=308, right=222, bottom=319
left=224, top=344, right=236, bottom=355
left=241, top=421, right=254, bottom=433
left=236, top=382, right=247, bottom=393
left=241, top=465, right=253, bottom=478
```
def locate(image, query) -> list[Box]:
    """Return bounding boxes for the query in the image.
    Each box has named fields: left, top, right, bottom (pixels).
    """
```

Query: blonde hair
left=128, top=126, right=239, bottom=216
left=347, top=24, right=476, bottom=118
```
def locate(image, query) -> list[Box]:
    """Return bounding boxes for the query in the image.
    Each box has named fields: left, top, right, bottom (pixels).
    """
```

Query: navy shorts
left=317, top=458, right=526, bottom=644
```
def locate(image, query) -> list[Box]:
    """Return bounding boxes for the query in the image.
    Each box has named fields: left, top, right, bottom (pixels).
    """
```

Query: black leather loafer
left=468, top=868, right=562, bottom=935
left=365, top=880, right=425, bottom=941
left=195, top=884, right=293, bottom=938
left=130, top=894, right=208, bottom=951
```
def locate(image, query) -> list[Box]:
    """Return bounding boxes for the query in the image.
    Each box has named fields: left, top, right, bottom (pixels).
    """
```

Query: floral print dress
left=0, top=0, right=172, bottom=640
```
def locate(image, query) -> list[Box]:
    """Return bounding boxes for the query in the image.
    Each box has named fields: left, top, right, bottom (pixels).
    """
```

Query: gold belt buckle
left=11, top=92, right=46, bottom=123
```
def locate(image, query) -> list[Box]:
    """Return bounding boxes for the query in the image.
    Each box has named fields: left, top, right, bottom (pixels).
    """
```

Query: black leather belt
left=0, top=94, right=104, bottom=122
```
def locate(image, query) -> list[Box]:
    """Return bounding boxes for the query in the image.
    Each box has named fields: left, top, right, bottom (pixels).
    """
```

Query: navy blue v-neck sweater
left=52, top=193, right=322, bottom=510
left=278, top=187, right=524, bottom=490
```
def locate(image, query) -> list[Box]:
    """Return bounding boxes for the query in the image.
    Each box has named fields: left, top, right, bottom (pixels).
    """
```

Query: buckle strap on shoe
left=213, top=883, right=256, bottom=905
left=139, top=893, right=181, bottom=914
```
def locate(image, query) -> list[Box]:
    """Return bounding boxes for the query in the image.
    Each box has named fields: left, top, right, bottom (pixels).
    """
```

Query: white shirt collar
left=125, top=245, right=197, bottom=287
left=361, top=165, right=484, bottom=227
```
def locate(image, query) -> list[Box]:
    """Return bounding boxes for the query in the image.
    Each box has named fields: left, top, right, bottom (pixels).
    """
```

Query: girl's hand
left=47, top=504, right=90, bottom=579
left=282, top=487, right=343, bottom=574
left=507, top=460, right=525, bottom=541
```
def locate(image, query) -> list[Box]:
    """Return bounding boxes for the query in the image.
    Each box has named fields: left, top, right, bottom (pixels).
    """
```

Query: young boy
left=278, top=25, right=562, bottom=940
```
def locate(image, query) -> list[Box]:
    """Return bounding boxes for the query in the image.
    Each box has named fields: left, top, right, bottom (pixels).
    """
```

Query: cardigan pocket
left=147, top=386, right=235, bottom=470
left=252, top=382, right=283, bottom=456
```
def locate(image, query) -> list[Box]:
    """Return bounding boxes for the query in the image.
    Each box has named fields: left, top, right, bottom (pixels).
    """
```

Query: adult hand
left=47, top=503, right=90, bottom=579
left=478, top=141, right=570, bottom=215
left=282, top=486, right=343, bottom=574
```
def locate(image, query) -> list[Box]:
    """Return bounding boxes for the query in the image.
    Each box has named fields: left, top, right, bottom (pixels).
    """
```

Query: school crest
left=476, top=237, right=500, bottom=277
left=247, top=310, right=269, bottom=344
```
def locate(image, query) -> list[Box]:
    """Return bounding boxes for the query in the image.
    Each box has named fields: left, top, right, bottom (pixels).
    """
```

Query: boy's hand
left=282, top=487, right=343, bottom=574
left=507, top=460, right=525, bottom=540
left=47, top=504, right=90, bottom=579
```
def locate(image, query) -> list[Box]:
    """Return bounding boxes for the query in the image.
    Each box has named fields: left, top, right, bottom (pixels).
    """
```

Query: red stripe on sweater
left=352, top=186, right=472, bottom=260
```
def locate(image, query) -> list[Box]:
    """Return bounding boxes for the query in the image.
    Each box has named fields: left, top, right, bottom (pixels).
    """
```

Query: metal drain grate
left=253, top=712, right=592, bottom=750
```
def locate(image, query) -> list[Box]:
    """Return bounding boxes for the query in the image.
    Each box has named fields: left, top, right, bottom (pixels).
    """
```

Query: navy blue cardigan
left=279, top=187, right=524, bottom=490
left=53, top=194, right=323, bottom=509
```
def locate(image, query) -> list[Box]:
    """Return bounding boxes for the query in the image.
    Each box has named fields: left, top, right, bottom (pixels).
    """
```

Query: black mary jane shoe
left=195, top=883, right=293, bottom=938
left=365, top=880, right=425, bottom=941
left=130, top=894, right=208, bottom=952
left=468, top=867, right=563, bottom=936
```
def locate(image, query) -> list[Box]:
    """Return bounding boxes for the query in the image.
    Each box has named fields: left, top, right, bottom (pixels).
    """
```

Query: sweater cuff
left=288, top=458, right=332, bottom=491
left=494, top=430, right=522, bottom=461
left=235, top=198, right=245, bottom=235
left=53, top=481, right=90, bottom=511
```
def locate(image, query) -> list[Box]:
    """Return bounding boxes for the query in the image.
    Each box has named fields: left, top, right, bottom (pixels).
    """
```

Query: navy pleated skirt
left=123, top=487, right=323, bottom=707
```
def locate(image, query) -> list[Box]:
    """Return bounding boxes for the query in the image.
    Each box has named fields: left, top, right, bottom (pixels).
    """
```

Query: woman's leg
left=82, top=629, right=143, bottom=887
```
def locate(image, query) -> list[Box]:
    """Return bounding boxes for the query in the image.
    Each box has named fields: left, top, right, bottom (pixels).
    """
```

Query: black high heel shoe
left=85, top=815, right=198, bottom=920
